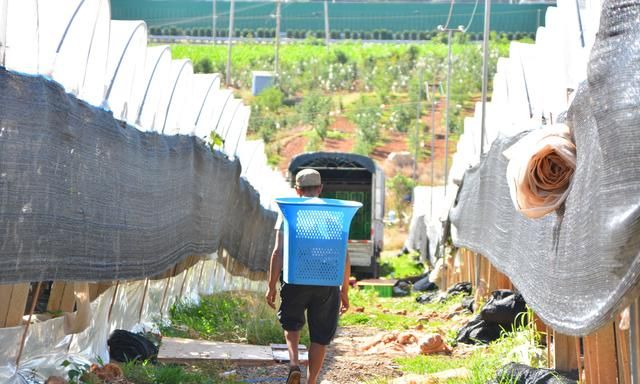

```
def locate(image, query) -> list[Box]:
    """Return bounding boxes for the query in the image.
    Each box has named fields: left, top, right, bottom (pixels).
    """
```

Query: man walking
left=266, top=169, right=350, bottom=384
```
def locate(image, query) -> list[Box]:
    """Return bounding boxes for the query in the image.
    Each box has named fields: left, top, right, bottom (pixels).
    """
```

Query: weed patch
left=161, top=291, right=310, bottom=347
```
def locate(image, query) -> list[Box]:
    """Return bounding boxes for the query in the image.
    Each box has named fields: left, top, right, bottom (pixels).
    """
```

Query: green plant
left=122, top=360, right=225, bottom=384
left=297, top=91, right=333, bottom=140
left=61, top=359, right=91, bottom=384
left=255, top=87, right=284, bottom=113
left=379, top=251, right=424, bottom=279
left=386, top=174, right=416, bottom=218
left=350, top=96, right=381, bottom=155
left=162, top=291, right=311, bottom=347
left=389, top=103, right=414, bottom=133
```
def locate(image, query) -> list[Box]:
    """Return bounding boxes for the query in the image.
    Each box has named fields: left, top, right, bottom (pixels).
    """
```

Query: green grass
left=340, top=288, right=468, bottom=334
left=122, top=360, right=237, bottom=384
left=395, top=355, right=468, bottom=375
left=326, top=129, right=349, bottom=140
left=161, top=291, right=310, bottom=347
left=391, top=309, right=546, bottom=384
left=379, top=250, right=425, bottom=279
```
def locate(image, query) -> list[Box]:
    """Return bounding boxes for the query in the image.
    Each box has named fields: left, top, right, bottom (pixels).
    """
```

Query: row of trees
left=149, top=27, right=535, bottom=42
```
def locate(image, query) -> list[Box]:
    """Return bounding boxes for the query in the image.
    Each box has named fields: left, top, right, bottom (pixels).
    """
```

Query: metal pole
left=212, top=0, right=217, bottom=43
left=480, top=0, right=490, bottom=156
left=226, top=0, right=235, bottom=86
left=444, top=29, right=452, bottom=195
left=430, top=81, right=436, bottom=216
left=275, top=0, right=281, bottom=76
left=413, top=69, right=423, bottom=180
left=0, top=0, right=8, bottom=66
left=324, top=0, right=330, bottom=46
left=476, top=0, right=491, bottom=299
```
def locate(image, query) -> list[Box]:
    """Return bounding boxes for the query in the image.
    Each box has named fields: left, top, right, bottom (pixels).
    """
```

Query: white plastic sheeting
left=238, top=140, right=295, bottom=210
left=104, top=20, right=147, bottom=123
left=0, top=0, right=285, bottom=381
left=436, top=0, right=597, bottom=207
left=136, top=45, right=172, bottom=130
left=405, top=186, right=445, bottom=265
left=0, top=0, right=284, bottom=205
left=161, top=59, right=193, bottom=135
left=0, top=257, right=265, bottom=383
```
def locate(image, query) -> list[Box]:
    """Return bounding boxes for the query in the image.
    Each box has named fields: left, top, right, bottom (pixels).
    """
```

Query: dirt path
left=232, top=326, right=402, bottom=383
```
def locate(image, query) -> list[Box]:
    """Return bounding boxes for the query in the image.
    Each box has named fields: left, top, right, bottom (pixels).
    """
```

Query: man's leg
left=307, top=342, right=327, bottom=384
left=278, top=283, right=307, bottom=384
left=285, top=330, right=301, bottom=367
left=306, top=287, right=340, bottom=384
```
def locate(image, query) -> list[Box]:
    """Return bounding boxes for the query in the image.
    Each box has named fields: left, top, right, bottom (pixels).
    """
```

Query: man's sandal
left=286, top=366, right=302, bottom=384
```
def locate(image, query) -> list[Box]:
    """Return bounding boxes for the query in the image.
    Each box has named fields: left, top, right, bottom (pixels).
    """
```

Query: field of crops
left=171, top=39, right=516, bottom=164
left=171, top=38, right=513, bottom=100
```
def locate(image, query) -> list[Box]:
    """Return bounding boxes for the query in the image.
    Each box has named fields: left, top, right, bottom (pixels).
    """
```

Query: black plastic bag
left=446, top=282, right=472, bottom=297
left=108, top=329, right=159, bottom=362
left=393, top=280, right=411, bottom=297
left=495, top=362, right=577, bottom=384
left=416, top=292, right=438, bottom=304
left=461, top=296, right=475, bottom=313
left=413, top=275, right=438, bottom=292
left=456, top=315, right=502, bottom=345
left=481, top=290, right=527, bottom=327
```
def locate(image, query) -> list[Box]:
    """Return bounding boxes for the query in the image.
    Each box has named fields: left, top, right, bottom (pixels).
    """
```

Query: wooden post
left=616, top=316, right=631, bottom=384
left=0, top=283, right=31, bottom=327
left=575, top=337, right=583, bottom=384
left=107, top=280, right=120, bottom=322
left=47, top=282, right=76, bottom=312
left=553, top=331, right=578, bottom=371
left=583, top=322, right=619, bottom=383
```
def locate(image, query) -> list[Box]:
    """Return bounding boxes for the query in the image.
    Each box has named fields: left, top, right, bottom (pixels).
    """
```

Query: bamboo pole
left=16, top=282, right=42, bottom=367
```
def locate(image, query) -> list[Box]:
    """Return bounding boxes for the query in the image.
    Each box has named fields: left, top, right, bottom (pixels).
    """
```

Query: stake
left=324, top=1, right=330, bottom=46
left=225, top=0, right=235, bottom=86
left=16, top=282, right=42, bottom=367
left=212, top=0, right=217, bottom=43
left=107, top=280, right=120, bottom=322
left=0, top=0, right=8, bottom=66
left=413, top=67, right=423, bottom=180
left=138, top=279, right=150, bottom=323
left=444, top=29, right=452, bottom=195
left=631, top=300, right=639, bottom=384
left=275, top=0, right=281, bottom=76
left=480, top=0, right=491, bottom=155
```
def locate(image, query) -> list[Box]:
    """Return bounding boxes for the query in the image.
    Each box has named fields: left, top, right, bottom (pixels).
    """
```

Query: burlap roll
left=503, top=124, right=576, bottom=219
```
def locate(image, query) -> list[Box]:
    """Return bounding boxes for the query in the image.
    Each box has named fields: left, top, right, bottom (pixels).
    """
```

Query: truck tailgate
left=348, top=241, right=373, bottom=267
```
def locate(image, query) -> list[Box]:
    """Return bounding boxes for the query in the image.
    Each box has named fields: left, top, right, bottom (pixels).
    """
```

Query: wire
left=462, top=0, right=480, bottom=32
left=442, top=0, right=456, bottom=29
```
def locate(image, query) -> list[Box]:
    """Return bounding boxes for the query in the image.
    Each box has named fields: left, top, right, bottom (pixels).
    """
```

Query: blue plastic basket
left=275, top=197, right=362, bottom=286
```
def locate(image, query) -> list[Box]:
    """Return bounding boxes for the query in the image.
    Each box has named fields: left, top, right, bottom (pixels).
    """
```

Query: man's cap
left=295, top=169, right=322, bottom=188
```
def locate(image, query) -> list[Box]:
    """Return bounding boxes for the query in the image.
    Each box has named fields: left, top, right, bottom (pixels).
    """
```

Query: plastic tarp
left=0, top=68, right=277, bottom=283
left=161, top=59, right=194, bottom=135
left=406, top=186, right=445, bottom=264
left=136, top=45, right=172, bottom=131
left=450, top=0, right=640, bottom=336
left=0, top=257, right=265, bottom=383
left=104, top=20, right=147, bottom=123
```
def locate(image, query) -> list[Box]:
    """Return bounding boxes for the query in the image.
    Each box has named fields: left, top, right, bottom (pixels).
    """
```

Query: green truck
left=289, top=152, right=385, bottom=278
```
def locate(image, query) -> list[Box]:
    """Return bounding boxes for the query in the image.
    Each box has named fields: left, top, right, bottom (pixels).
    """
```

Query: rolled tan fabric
left=503, top=124, right=576, bottom=219
left=63, top=282, right=91, bottom=335
left=419, top=333, right=451, bottom=355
